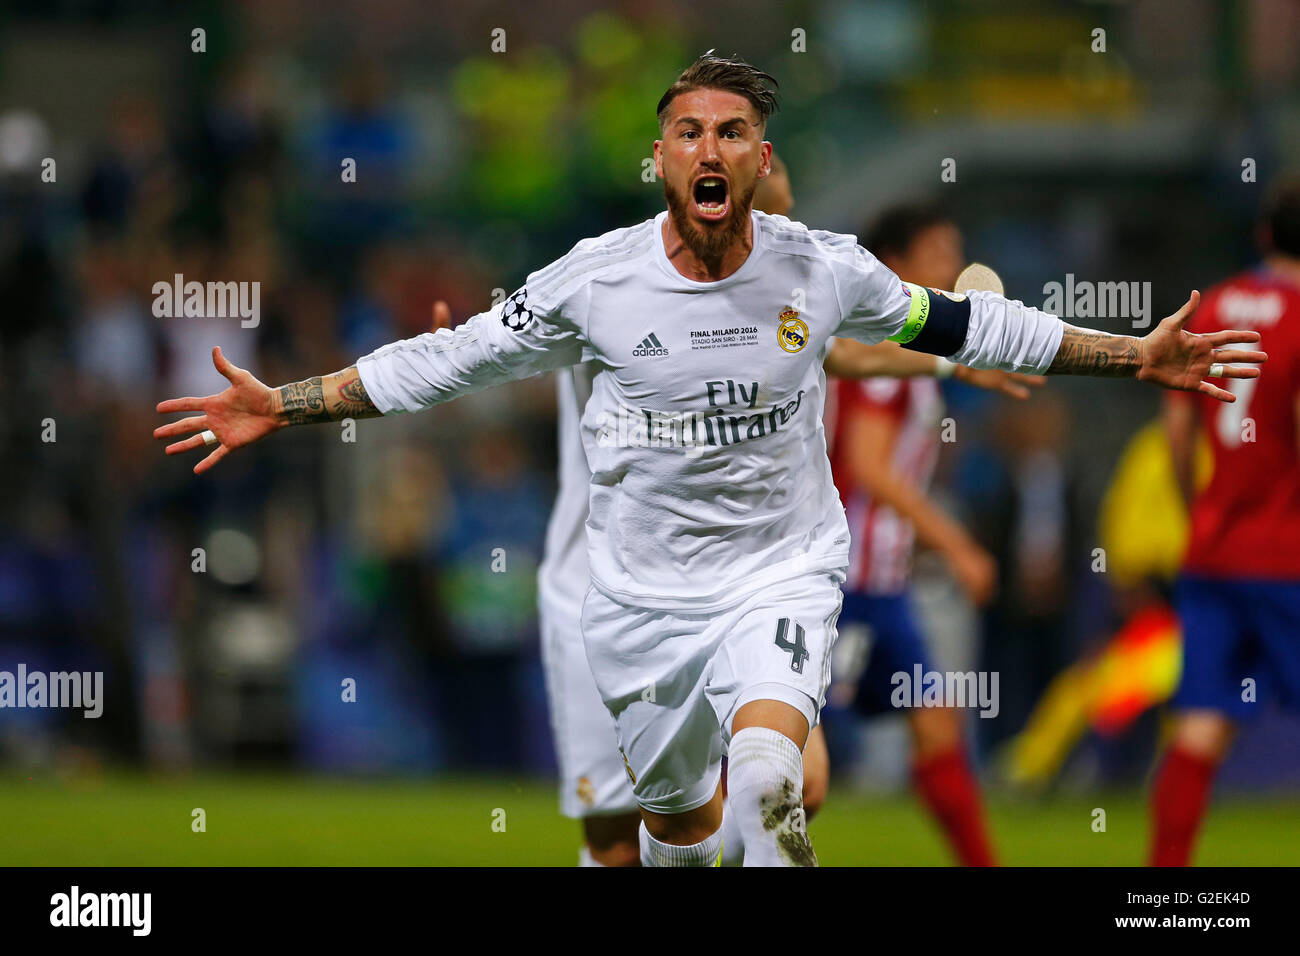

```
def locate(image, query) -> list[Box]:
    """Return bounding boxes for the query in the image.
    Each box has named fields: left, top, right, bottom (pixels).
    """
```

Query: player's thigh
left=580, top=588, right=724, bottom=816
left=1173, top=575, right=1259, bottom=720
left=540, top=600, right=638, bottom=819
left=707, top=572, right=845, bottom=742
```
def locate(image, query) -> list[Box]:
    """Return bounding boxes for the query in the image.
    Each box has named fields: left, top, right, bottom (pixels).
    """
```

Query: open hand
left=154, top=347, right=281, bottom=474
left=1138, top=291, right=1267, bottom=402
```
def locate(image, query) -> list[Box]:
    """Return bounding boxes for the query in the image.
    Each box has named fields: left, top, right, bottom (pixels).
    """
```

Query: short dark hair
left=863, top=204, right=956, bottom=261
left=1261, top=175, right=1300, bottom=258
left=657, top=53, right=779, bottom=133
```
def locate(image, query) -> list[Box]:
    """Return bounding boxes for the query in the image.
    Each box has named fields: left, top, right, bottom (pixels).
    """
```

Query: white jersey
left=537, top=366, right=597, bottom=618
left=357, top=210, right=1063, bottom=613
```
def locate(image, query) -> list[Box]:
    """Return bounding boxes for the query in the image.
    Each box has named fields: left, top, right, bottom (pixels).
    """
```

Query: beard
left=664, top=176, right=756, bottom=269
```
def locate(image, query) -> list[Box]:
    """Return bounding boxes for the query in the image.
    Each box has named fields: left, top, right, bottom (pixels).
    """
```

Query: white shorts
left=539, top=596, right=639, bottom=818
left=580, top=572, right=845, bottom=815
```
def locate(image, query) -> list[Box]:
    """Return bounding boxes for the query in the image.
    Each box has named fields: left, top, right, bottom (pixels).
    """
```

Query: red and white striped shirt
left=827, top=375, right=944, bottom=593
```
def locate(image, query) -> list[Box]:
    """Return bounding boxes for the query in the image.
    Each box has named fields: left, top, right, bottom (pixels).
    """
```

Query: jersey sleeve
left=831, top=245, right=1063, bottom=372
left=947, top=290, right=1065, bottom=374
left=356, top=271, right=586, bottom=415
left=830, top=245, right=914, bottom=344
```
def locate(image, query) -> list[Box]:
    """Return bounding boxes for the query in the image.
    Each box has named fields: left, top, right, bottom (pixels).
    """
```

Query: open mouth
left=692, top=175, right=729, bottom=221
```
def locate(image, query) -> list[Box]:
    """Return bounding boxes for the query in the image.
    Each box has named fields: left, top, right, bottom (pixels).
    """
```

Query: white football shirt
left=536, top=365, right=597, bottom=620
left=357, top=210, right=1063, bottom=612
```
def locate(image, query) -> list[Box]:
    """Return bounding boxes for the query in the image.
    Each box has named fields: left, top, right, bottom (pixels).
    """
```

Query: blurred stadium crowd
left=1, top=0, right=1298, bottom=790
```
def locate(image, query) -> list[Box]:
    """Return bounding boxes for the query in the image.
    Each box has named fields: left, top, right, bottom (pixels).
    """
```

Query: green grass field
left=2, top=772, right=1297, bottom=865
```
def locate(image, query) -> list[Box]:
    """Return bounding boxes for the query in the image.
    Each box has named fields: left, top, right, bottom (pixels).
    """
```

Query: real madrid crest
left=777, top=307, right=808, bottom=353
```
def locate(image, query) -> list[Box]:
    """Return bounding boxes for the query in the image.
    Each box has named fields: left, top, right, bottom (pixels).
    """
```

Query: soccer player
left=1150, top=177, right=1300, bottom=866
left=827, top=204, right=1003, bottom=866
left=157, top=55, right=1264, bottom=866
left=532, top=160, right=1037, bottom=867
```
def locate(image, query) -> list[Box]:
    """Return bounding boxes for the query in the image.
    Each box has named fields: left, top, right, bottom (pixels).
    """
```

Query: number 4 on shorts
left=774, top=618, right=809, bottom=674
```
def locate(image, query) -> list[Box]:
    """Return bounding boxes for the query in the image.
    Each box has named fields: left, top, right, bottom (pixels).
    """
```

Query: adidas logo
left=632, top=332, right=669, bottom=357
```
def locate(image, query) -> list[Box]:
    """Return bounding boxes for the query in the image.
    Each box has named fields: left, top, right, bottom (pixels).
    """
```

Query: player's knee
left=641, top=791, right=724, bottom=846
left=1172, top=710, right=1236, bottom=761
left=910, top=705, right=963, bottom=759
left=586, top=839, right=640, bottom=867
left=583, top=812, right=643, bottom=866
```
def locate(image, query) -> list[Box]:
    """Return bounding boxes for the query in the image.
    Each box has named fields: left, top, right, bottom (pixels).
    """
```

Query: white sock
left=638, top=820, right=723, bottom=867
left=578, top=846, right=606, bottom=867
left=719, top=798, right=745, bottom=866
left=726, top=726, right=817, bottom=867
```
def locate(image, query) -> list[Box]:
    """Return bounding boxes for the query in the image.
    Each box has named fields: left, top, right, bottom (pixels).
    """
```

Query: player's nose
left=698, top=131, right=722, bottom=162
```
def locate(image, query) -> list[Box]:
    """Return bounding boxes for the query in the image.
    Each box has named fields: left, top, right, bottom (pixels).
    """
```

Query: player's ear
left=757, top=141, right=772, bottom=180
left=653, top=139, right=665, bottom=180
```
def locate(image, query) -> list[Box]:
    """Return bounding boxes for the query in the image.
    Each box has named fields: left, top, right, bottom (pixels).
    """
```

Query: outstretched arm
left=1045, top=292, right=1265, bottom=402
left=154, top=348, right=380, bottom=474
left=823, top=338, right=1043, bottom=400
left=836, top=247, right=1268, bottom=401
left=157, top=290, right=583, bottom=474
left=278, top=367, right=380, bottom=424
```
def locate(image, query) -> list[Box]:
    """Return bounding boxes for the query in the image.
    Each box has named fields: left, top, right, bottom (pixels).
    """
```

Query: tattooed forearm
left=334, top=368, right=378, bottom=418
left=276, top=367, right=380, bottom=426
left=279, top=377, right=329, bottom=424
left=1048, top=326, right=1142, bottom=377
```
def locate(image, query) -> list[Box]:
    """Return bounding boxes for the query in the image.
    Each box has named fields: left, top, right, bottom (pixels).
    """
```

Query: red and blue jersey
left=1175, top=268, right=1300, bottom=579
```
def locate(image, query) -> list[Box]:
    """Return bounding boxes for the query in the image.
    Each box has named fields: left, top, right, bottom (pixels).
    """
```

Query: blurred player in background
left=1150, top=177, right=1300, bottom=866
left=826, top=205, right=1014, bottom=866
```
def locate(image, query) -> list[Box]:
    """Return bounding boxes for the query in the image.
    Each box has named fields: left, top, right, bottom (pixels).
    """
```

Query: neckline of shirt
left=652, top=209, right=766, bottom=289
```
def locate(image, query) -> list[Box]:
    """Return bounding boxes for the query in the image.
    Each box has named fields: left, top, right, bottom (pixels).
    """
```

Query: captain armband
left=887, top=282, right=971, bottom=357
